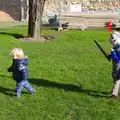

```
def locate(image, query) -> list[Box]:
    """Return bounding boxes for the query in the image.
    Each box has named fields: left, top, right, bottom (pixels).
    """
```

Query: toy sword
left=94, top=40, right=110, bottom=61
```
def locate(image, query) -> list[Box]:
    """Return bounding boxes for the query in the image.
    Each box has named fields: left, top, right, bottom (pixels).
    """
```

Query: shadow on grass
left=29, top=78, right=110, bottom=98
left=0, top=75, right=30, bottom=97
left=0, top=32, right=24, bottom=39
left=0, top=86, right=28, bottom=97
left=0, top=75, right=110, bottom=98
left=0, top=32, right=57, bottom=41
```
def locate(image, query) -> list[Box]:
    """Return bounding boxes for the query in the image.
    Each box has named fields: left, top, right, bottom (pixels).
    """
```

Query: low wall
left=61, top=12, right=119, bottom=28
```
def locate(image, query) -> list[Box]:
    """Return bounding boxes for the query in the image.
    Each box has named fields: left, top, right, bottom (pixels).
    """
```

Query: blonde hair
left=10, top=48, right=27, bottom=59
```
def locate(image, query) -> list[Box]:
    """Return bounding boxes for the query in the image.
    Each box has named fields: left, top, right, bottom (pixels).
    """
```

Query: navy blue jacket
left=8, top=58, right=28, bottom=83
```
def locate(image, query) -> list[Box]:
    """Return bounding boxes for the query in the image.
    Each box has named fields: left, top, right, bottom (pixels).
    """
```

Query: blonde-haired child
left=8, top=48, right=35, bottom=98
left=10, top=48, right=25, bottom=58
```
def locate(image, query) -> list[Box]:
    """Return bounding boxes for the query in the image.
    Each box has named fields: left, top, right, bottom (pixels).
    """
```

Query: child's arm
left=18, top=63, right=28, bottom=80
left=107, top=53, right=112, bottom=61
left=111, top=49, right=120, bottom=63
left=7, top=59, right=16, bottom=72
left=21, top=68, right=28, bottom=80
left=7, top=66, right=13, bottom=72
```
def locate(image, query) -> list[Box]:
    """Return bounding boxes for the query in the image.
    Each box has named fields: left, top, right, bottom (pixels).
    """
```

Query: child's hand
left=7, top=67, right=13, bottom=72
left=110, top=48, right=114, bottom=51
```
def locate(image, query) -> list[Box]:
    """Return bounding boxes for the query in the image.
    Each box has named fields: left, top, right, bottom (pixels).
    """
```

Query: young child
left=8, top=48, right=35, bottom=98
left=108, top=31, right=120, bottom=98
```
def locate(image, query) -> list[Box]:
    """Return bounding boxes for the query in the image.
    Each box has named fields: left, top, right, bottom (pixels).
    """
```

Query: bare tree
left=28, top=0, right=46, bottom=40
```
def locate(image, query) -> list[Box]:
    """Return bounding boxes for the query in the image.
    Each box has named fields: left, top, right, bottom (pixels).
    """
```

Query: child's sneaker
left=11, top=95, right=20, bottom=99
left=30, top=89, right=36, bottom=95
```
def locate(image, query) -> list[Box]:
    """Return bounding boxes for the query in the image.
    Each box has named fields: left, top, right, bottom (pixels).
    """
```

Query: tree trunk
left=28, top=0, right=46, bottom=40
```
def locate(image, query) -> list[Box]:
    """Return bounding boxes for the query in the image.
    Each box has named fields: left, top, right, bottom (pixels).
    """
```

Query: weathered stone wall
left=42, top=0, right=120, bottom=23
left=81, top=0, right=120, bottom=11
left=44, top=0, right=120, bottom=13
left=0, top=0, right=120, bottom=21
left=0, top=0, right=21, bottom=20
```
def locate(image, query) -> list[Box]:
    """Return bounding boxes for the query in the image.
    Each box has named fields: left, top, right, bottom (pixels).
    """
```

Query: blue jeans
left=16, top=80, right=33, bottom=97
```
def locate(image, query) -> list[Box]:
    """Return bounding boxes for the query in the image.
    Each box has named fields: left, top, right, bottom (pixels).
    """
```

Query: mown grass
left=0, top=27, right=119, bottom=120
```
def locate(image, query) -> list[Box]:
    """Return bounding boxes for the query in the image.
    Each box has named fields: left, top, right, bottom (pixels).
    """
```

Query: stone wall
left=82, top=0, right=120, bottom=11
left=0, top=0, right=120, bottom=21
left=61, top=12, right=119, bottom=28
left=44, top=0, right=120, bottom=13
left=42, top=0, right=120, bottom=23
left=0, top=0, right=21, bottom=20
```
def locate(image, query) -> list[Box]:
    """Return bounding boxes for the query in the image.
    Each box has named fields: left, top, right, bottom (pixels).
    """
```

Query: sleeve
left=107, top=54, right=112, bottom=61
left=7, top=59, right=16, bottom=72
left=7, top=66, right=13, bottom=72
left=111, top=50, right=120, bottom=63
left=20, top=68, right=28, bottom=80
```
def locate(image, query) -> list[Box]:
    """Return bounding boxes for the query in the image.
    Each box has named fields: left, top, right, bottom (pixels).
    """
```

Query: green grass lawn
left=0, top=27, right=119, bottom=120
